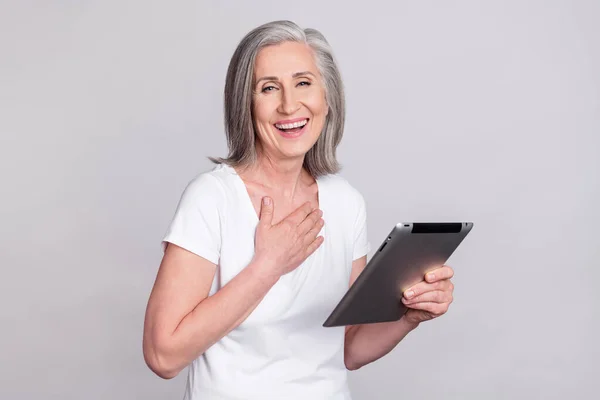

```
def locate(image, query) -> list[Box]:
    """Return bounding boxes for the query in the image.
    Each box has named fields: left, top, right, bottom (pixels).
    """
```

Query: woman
left=143, top=20, right=455, bottom=400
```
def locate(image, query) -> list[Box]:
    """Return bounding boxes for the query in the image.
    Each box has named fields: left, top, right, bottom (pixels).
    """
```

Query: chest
left=215, top=190, right=353, bottom=328
left=245, top=186, right=319, bottom=225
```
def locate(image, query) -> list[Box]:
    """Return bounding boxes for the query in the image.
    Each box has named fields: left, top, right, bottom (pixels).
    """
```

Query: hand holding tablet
left=323, top=222, right=473, bottom=327
left=401, top=263, right=455, bottom=325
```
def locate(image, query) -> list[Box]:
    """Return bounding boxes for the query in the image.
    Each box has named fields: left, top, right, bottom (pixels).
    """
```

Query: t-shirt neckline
left=219, top=163, right=323, bottom=225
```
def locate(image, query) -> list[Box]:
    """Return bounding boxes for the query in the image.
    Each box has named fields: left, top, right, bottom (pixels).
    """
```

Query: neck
left=241, top=147, right=310, bottom=198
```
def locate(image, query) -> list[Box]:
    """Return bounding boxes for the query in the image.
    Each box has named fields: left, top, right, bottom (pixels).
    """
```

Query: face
left=252, top=41, right=329, bottom=163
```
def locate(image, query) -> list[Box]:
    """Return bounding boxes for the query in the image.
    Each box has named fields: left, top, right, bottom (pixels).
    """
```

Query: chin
left=277, top=136, right=319, bottom=159
left=279, top=145, right=313, bottom=160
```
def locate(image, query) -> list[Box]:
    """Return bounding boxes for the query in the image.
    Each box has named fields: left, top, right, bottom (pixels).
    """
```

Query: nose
left=278, top=87, right=300, bottom=115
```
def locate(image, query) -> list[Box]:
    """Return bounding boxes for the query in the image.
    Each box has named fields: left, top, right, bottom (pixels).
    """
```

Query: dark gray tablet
left=323, top=222, right=473, bottom=327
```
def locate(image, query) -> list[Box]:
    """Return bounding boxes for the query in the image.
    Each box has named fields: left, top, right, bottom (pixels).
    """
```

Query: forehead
left=254, top=41, right=318, bottom=78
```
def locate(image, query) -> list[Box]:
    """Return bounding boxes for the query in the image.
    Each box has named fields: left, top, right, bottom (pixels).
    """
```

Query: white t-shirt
left=162, top=163, right=371, bottom=400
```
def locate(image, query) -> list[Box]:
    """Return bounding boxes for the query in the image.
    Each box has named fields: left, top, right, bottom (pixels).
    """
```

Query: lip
left=274, top=117, right=309, bottom=125
left=274, top=119, right=309, bottom=139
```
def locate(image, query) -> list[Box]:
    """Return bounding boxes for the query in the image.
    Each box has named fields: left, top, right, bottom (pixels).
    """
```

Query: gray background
left=1, top=1, right=598, bottom=399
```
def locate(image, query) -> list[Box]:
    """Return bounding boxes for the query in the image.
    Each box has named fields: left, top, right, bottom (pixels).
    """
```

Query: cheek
left=253, top=98, right=275, bottom=124
left=306, top=94, right=328, bottom=118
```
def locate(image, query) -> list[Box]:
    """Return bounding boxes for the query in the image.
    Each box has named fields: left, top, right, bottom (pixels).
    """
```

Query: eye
left=297, top=81, right=311, bottom=87
left=261, top=85, right=277, bottom=93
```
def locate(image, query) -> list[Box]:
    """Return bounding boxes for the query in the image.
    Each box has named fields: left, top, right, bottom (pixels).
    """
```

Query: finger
left=259, top=197, right=274, bottom=226
left=303, top=217, right=324, bottom=243
left=404, top=301, right=448, bottom=316
left=403, top=280, right=451, bottom=300
left=304, top=235, right=324, bottom=257
left=285, top=202, right=314, bottom=226
left=297, top=208, right=322, bottom=235
left=401, top=290, right=452, bottom=305
left=425, top=265, right=454, bottom=283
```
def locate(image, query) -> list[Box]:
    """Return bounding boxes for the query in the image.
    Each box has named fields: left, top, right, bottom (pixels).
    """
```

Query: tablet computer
left=323, top=222, right=473, bottom=327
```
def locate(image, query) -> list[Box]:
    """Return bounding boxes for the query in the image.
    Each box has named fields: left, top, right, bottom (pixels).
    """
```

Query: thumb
left=259, top=196, right=274, bottom=226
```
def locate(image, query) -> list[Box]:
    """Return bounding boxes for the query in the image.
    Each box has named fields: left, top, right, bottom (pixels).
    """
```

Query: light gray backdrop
left=1, top=1, right=598, bottom=399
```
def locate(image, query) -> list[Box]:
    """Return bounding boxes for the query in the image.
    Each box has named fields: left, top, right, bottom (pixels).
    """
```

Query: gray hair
left=209, top=20, right=345, bottom=177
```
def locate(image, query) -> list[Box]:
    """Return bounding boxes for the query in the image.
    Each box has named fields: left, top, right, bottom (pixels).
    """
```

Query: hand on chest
left=247, top=185, right=320, bottom=225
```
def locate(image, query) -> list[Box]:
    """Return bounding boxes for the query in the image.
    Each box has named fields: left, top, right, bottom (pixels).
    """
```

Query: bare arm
left=343, top=256, right=420, bottom=371
left=143, top=243, right=280, bottom=379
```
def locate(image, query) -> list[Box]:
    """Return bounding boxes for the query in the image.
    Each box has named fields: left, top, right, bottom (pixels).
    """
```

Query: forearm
left=344, top=316, right=419, bottom=370
left=157, top=258, right=278, bottom=377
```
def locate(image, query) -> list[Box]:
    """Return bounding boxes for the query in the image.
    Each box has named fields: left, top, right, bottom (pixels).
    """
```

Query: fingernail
left=263, top=197, right=271, bottom=205
left=405, top=290, right=414, bottom=299
left=427, top=273, right=435, bottom=281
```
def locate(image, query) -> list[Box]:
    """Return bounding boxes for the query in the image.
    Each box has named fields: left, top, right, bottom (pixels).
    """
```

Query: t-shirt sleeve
left=352, top=189, right=371, bottom=260
left=161, top=173, right=222, bottom=265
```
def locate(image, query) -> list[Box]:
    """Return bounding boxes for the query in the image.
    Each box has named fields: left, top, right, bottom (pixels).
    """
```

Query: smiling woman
left=142, top=20, right=454, bottom=400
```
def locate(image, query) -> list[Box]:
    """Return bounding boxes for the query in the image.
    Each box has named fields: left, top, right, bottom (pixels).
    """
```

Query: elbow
left=144, top=350, right=179, bottom=379
left=144, top=350, right=181, bottom=380
left=344, top=357, right=362, bottom=371
left=143, top=340, right=183, bottom=380
left=344, top=347, right=362, bottom=371
left=150, top=363, right=179, bottom=380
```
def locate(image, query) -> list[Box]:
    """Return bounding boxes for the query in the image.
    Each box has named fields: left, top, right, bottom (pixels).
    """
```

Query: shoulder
left=177, top=164, right=235, bottom=205
left=319, top=173, right=367, bottom=217
left=319, top=173, right=366, bottom=204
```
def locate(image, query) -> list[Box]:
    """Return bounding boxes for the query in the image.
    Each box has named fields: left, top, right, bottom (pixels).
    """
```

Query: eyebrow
left=255, top=71, right=316, bottom=86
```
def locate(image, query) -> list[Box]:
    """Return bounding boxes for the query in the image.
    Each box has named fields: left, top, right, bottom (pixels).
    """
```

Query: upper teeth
left=275, top=119, right=308, bottom=129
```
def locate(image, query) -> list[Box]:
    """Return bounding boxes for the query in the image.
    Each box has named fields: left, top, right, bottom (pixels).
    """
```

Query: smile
left=274, top=118, right=309, bottom=130
left=273, top=118, right=309, bottom=138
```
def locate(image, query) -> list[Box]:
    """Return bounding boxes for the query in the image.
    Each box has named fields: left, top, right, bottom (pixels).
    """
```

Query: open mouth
left=274, top=118, right=309, bottom=135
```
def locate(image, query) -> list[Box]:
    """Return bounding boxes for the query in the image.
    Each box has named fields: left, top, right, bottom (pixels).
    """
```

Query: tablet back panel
left=323, top=222, right=473, bottom=327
